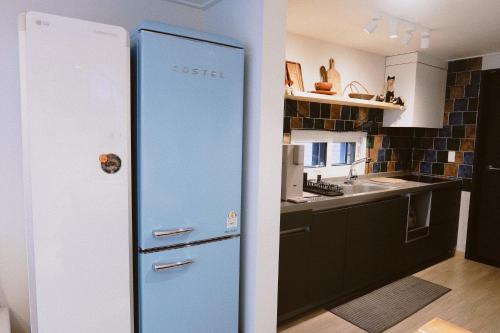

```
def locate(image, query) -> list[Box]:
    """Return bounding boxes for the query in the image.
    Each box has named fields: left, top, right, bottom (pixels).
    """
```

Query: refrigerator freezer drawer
left=134, top=30, right=244, bottom=250
left=139, top=237, right=240, bottom=333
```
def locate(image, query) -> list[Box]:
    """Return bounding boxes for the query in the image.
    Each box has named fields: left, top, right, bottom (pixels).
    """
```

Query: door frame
left=465, top=69, right=500, bottom=266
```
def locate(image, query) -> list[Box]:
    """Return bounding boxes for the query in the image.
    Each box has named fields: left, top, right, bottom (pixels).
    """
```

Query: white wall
left=482, top=52, right=500, bottom=70
left=0, top=2, right=204, bottom=333
left=205, top=1, right=287, bottom=332
left=286, top=33, right=386, bottom=95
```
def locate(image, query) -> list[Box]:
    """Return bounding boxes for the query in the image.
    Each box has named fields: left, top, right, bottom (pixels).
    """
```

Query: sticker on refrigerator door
left=226, top=211, right=238, bottom=231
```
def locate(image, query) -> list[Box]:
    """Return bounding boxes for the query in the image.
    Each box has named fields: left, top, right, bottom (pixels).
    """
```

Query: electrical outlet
left=448, top=151, right=456, bottom=163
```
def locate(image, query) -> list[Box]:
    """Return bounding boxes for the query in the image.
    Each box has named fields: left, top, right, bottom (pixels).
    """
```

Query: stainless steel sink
left=340, top=183, right=395, bottom=195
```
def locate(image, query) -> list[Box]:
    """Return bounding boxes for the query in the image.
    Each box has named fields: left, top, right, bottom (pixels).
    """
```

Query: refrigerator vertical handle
left=153, top=259, right=194, bottom=272
left=153, top=227, right=194, bottom=238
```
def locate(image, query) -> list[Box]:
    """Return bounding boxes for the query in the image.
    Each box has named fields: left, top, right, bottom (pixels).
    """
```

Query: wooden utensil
left=326, top=58, right=342, bottom=94
left=320, top=66, right=328, bottom=83
left=285, top=61, right=305, bottom=92
left=314, top=82, right=332, bottom=91
left=309, top=90, right=337, bottom=95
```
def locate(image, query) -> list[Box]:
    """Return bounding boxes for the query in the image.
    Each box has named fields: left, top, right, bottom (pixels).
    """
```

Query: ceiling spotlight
left=388, top=18, right=399, bottom=39
left=421, top=30, right=431, bottom=48
left=363, top=14, right=381, bottom=34
left=401, top=32, right=413, bottom=45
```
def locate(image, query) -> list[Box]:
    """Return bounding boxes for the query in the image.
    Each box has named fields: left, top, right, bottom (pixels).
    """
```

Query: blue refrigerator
left=131, top=22, right=244, bottom=333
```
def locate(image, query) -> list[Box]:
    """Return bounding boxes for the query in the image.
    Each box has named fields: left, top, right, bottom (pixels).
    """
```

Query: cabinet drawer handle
left=153, top=227, right=193, bottom=238
left=153, top=259, right=194, bottom=272
left=280, top=226, right=310, bottom=236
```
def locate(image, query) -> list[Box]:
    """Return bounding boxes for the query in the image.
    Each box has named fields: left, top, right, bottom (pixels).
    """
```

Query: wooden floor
left=278, top=253, right=500, bottom=333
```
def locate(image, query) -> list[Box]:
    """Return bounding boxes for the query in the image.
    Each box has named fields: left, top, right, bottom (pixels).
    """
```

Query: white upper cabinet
left=383, top=52, right=447, bottom=128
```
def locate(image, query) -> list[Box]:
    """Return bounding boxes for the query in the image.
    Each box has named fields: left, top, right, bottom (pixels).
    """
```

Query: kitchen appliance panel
left=136, top=30, right=244, bottom=250
left=139, top=237, right=240, bottom=333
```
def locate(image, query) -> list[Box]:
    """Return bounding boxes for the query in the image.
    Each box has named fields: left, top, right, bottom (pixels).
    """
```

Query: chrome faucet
left=345, top=158, right=369, bottom=185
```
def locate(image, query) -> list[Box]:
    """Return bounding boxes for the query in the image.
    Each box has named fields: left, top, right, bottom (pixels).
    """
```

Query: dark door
left=466, top=69, right=500, bottom=266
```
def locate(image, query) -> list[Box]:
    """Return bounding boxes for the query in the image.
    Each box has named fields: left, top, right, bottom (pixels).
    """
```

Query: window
left=290, top=130, right=367, bottom=179
left=331, top=142, right=356, bottom=165
left=303, top=142, right=327, bottom=168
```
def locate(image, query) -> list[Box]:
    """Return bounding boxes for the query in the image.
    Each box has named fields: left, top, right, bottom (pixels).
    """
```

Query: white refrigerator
left=18, top=12, right=133, bottom=333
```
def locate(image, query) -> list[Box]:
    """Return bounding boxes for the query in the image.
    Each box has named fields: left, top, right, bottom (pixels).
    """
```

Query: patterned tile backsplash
left=282, top=56, right=482, bottom=187
left=411, top=57, right=481, bottom=187
left=283, top=100, right=414, bottom=175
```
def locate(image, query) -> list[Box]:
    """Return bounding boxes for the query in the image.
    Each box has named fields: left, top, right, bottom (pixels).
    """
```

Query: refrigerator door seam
left=139, top=234, right=240, bottom=253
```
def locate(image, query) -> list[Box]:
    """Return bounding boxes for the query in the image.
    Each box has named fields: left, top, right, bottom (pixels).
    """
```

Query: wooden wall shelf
left=285, top=92, right=405, bottom=111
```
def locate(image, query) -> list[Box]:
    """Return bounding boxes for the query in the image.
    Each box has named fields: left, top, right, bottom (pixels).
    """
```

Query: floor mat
left=330, top=276, right=451, bottom=333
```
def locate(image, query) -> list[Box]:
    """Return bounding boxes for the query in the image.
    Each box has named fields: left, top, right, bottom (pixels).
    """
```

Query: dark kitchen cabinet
left=278, top=184, right=461, bottom=324
left=310, top=208, right=348, bottom=304
left=277, top=211, right=312, bottom=318
left=344, top=197, right=408, bottom=292
left=404, top=185, right=461, bottom=272
left=278, top=208, right=348, bottom=320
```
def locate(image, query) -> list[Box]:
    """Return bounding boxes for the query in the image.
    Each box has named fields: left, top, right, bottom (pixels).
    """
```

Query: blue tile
left=420, top=162, right=432, bottom=174
left=463, top=112, right=477, bottom=124
left=447, top=138, right=461, bottom=150
left=454, top=99, right=468, bottom=111
left=385, top=149, right=392, bottom=161
left=382, top=136, right=391, bottom=148
left=424, top=150, right=437, bottom=162
left=350, top=107, right=359, bottom=120
left=432, top=163, right=445, bottom=175
left=378, top=149, right=386, bottom=162
left=310, top=102, right=321, bottom=118
left=449, top=59, right=467, bottom=72
left=438, top=125, right=452, bottom=138
left=285, top=100, right=298, bottom=117
left=341, top=106, right=351, bottom=120
left=465, top=85, right=480, bottom=98
left=335, top=120, right=344, bottom=131
left=458, top=164, right=473, bottom=178
left=434, top=138, right=447, bottom=150
left=449, top=112, right=463, bottom=125
left=345, top=121, right=354, bottom=131
left=468, top=98, right=479, bottom=111
left=464, top=152, right=474, bottom=165
left=471, top=70, right=481, bottom=85
left=320, top=104, right=331, bottom=118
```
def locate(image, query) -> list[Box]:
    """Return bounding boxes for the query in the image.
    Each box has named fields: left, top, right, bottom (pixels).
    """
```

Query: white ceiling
left=287, top=0, right=500, bottom=60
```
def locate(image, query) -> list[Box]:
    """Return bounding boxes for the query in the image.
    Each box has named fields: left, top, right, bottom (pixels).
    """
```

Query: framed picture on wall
left=285, top=61, right=305, bottom=92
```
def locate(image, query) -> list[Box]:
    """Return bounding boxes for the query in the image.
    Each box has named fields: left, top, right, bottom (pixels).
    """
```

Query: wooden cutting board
left=326, top=58, right=342, bottom=94
left=309, top=90, right=337, bottom=95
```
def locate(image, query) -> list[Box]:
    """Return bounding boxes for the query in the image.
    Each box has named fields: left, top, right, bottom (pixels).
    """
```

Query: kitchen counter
left=281, top=173, right=462, bottom=214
